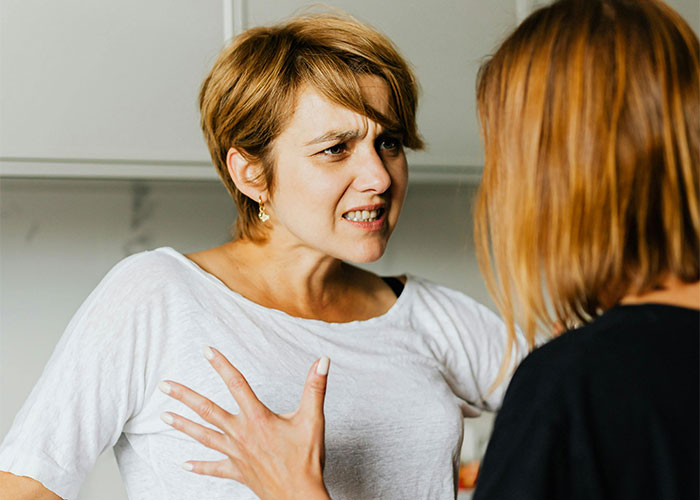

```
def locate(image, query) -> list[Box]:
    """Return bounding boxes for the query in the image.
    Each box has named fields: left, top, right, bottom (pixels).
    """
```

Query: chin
left=342, top=243, right=387, bottom=264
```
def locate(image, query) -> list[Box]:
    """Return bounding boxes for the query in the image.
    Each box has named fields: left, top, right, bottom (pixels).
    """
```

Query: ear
left=226, top=147, right=268, bottom=201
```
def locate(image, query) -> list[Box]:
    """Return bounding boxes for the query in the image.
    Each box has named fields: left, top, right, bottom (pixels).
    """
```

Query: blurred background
left=1, top=1, right=698, bottom=498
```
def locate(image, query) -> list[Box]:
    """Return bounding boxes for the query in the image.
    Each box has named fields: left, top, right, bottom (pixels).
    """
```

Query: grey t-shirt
left=0, top=247, right=519, bottom=500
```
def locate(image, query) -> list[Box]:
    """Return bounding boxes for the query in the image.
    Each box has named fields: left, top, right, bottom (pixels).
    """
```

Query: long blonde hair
left=475, top=0, right=700, bottom=380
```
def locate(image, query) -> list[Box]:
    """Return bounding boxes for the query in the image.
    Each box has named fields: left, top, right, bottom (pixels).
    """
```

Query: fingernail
left=161, top=412, right=175, bottom=425
left=202, top=346, right=215, bottom=360
left=182, top=462, right=194, bottom=471
left=158, top=381, right=172, bottom=394
left=316, top=356, right=330, bottom=376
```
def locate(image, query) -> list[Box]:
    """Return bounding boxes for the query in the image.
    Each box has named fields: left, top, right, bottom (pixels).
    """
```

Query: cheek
left=390, top=162, right=409, bottom=206
left=274, top=171, right=351, bottom=222
left=317, top=178, right=354, bottom=214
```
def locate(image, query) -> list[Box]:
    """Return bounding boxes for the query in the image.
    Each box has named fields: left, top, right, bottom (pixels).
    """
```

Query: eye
left=321, top=143, right=348, bottom=156
left=377, top=136, right=402, bottom=152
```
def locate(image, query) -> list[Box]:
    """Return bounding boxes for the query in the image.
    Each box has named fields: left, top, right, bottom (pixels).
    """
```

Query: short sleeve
left=0, top=253, right=166, bottom=500
left=421, top=283, right=527, bottom=413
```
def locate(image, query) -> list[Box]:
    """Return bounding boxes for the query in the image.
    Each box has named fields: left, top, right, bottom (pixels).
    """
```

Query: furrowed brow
left=381, top=125, right=404, bottom=136
left=304, top=129, right=364, bottom=146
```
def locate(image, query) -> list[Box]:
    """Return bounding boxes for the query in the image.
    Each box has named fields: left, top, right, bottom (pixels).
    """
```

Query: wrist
left=287, top=473, right=329, bottom=500
left=294, top=484, right=330, bottom=500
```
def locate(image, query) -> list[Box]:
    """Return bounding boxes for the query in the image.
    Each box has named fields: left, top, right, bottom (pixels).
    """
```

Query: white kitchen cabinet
left=0, top=0, right=223, bottom=163
left=0, top=0, right=697, bottom=181
left=0, top=0, right=518, bottom=181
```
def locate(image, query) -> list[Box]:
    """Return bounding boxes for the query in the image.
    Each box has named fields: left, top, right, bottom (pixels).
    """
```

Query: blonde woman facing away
left=154, top=1, right=700, bottom=499
left=0, top=13, right=522, bottom=500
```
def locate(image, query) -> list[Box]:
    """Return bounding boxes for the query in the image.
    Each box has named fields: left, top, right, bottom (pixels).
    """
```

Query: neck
left=186, top=235, right=395, bottom=322
left=619, top=276, right=700, bottom=310
left=225, top=237, right=349, bottom=304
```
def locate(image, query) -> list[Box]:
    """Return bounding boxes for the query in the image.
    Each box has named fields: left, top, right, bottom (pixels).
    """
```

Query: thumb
left=299, top=356, right=330, bottom=422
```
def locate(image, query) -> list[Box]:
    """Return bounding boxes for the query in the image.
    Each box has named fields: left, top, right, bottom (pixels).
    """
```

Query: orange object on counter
left=458, top=460, right=480, bottom=490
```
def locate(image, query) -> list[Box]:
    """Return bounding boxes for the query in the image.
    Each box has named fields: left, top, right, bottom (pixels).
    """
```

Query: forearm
left=0, top=471, right=63, bottom=500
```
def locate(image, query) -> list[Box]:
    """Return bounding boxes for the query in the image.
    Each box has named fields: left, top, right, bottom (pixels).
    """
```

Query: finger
left=161, top=411, right=230, bottom=456
left=203, top=346, right=267, bottom=417
left=182, top=459, right=239, bottom=480
left=159, top=380, right=232, bottom=430
left=298, top=356, right=330, bottom=420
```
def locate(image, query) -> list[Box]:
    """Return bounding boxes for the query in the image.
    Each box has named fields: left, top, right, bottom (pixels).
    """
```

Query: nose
left=352, top=148, right=392, bottom=193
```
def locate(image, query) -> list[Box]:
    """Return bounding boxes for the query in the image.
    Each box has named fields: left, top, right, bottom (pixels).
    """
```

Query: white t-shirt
left=0, top=247, right=518, bottom=500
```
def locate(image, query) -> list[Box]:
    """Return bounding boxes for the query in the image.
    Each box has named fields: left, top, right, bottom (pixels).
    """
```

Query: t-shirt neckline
left=155, top=246, right=414, bottom=328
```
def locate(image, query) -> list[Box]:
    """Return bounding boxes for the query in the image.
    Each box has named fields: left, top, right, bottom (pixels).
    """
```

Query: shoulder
left=401, top=276, right=512, bottom=366
left=499, top=319, right=610, bottom=416
left=525, top=304, right=699, bottom=371
left=407, top=275, right=495, bottom=314
left=513, top=318, right=602, bottom=383
left=489, top=335, right=584, bottom=436
left=512, top=303, right=700, bottom=399
left=523, top=304, right=700, bottom=393
left=405, top=275, right=504, bottom=329
left=504, top=307, right=645, bottom=403
left=99, top=247, right=195, bottom=291
left=78, top=247, right=203, bottom=314
left=105, top=246, right=191, bottom=279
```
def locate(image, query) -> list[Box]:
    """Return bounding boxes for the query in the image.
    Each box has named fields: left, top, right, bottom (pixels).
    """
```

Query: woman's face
left=265, top=75, right=408, bottom=263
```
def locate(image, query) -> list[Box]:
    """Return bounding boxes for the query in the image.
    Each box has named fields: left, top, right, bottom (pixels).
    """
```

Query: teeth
left=343, top=209, right=380, bottom=222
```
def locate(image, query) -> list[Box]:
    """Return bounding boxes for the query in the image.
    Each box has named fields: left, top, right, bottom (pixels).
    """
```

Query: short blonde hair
left=475, top=0, right=700, bottom=375
left=199, top=13, right=423, bottom=240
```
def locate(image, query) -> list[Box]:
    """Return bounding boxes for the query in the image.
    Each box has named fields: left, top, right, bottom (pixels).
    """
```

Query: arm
left=0, top=255, right=166, bottom=498
left=0, top=472, right=63, bottom=500
left=161, top=347, right=331, bottom=500
left=472, top=350, right=567, bottom=500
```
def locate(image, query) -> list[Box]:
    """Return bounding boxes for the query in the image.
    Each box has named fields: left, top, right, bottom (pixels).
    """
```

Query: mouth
left=342, top=205, right=386, bottom=222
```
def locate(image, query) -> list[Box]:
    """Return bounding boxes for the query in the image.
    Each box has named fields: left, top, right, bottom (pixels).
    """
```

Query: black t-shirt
left=473, top=304, right=699, bottom=500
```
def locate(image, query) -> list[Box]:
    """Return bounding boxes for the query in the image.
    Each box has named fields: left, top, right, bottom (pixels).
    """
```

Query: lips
left=342, top=207, right=385, bottom=222
left=341, top=203, right=388, bottom=231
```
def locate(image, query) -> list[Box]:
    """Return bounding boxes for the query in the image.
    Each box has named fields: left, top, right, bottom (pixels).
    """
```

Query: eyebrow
left=303, top=125, right=404, bottom=147
left=303, top=129, right=365, bottom=147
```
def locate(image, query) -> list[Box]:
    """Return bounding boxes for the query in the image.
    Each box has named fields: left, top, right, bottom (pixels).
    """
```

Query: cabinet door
left=0, top=0, right=223, bottom=162
left=247, top=0, right=518, bottom=170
